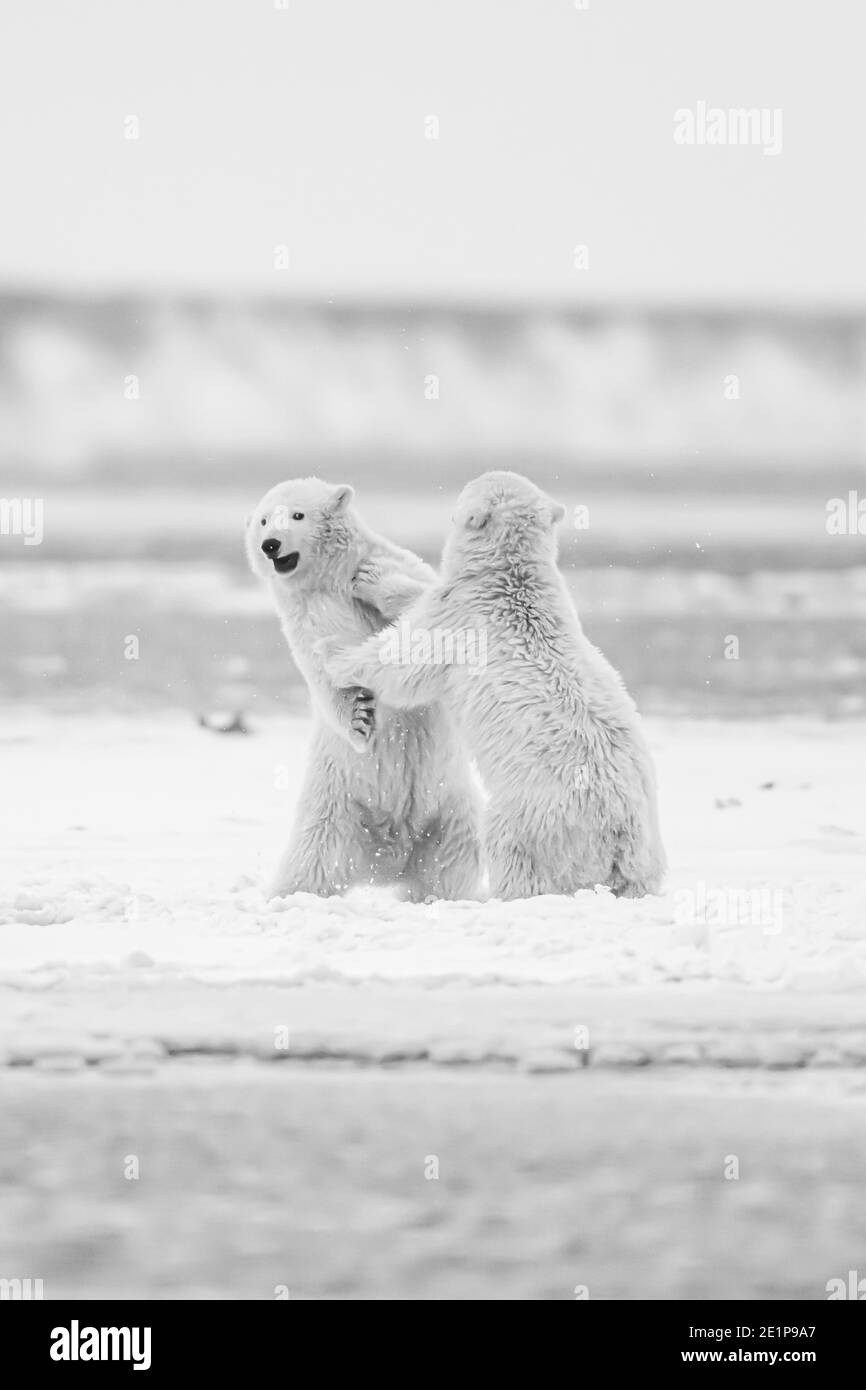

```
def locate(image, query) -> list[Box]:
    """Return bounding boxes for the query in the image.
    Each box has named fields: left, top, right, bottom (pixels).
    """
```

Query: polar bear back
left=436, top=560, right=653, bottom=818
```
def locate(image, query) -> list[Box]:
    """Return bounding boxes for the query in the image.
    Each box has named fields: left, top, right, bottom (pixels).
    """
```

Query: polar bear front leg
left=352, top=561, right=431, bottom=622
left=323, top=633, right=447, bottom=711
left=320, top=589, right=450, bottom=710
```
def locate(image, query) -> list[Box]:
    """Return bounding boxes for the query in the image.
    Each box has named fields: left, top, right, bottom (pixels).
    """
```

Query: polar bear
left=323, top=471, right=665, bottom=900
left=246, top=477, right=482, bottom=901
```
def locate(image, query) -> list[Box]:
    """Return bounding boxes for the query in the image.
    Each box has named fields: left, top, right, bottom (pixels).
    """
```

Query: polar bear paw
left=349, top=687, right=376, bottom=741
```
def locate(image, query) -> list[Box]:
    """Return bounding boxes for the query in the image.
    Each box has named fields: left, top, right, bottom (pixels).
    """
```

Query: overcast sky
left=0, top=0, right=862, bottom=303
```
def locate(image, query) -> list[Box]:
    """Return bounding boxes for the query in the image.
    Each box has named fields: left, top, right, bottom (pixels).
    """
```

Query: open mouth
left=272, top=550, right=300, bottom=575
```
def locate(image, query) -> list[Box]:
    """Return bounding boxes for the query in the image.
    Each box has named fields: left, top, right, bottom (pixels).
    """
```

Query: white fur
left=246, top=477, right=482, bottom=901
left=325, top=471, right=666, bottom=900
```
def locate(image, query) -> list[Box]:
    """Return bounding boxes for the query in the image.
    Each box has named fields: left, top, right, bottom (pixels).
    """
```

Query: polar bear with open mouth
left=246, top=477, right=482, bottom=901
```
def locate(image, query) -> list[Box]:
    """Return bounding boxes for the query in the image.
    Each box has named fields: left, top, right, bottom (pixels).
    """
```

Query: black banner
left=3, top=1299, right=863, bottom=1375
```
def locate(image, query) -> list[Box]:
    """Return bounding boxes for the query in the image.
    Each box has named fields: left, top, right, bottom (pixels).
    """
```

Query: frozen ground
left=3, top=713, right=866, bottom=1300
left=1, top=713, right=865, bottom=1067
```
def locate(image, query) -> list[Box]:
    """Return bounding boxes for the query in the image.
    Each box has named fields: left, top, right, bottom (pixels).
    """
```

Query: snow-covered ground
left=3, top=711, right=865, bottom=1299
left=2, top=713, right=865, bottom=1070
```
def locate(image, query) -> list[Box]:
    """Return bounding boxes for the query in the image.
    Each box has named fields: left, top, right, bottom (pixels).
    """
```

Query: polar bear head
left=443, top=471, right=566, bottom=572
left=246, top=477, right=356, bottom=588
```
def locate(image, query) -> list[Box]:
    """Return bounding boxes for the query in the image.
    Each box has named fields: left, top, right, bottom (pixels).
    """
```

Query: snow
left=2, top=714, right=865, bottom=1069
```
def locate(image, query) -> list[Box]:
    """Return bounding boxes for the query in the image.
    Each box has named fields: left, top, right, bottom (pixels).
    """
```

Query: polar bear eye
left=292, top=512, right=304, bottom=521
left=260, top=518, right=266, bottom=526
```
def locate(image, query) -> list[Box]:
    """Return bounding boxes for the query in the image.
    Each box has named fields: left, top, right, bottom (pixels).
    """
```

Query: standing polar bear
left=246, top=477, right=482, bottom=901
left=325, top=471, right=666, bottom=900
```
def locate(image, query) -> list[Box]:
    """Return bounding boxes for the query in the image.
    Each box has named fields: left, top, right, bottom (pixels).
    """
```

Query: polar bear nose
left=261, top=538, right=281, bottom=558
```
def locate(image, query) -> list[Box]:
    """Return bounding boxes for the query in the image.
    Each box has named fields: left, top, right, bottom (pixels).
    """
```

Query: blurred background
left=2, top=0, right=864, bottom=719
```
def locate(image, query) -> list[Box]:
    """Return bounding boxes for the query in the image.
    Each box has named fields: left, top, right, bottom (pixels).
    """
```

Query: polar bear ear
left=549, top=500, right=566, bottom=526
left=328, top=484, right=354, bottom=512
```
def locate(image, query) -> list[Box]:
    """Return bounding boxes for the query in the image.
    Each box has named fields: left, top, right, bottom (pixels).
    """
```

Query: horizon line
left=1, top=283, right=866, bottom=323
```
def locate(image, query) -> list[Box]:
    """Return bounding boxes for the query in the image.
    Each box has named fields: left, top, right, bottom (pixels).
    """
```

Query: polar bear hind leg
left=483, top=804, right=550, bottom=900
left=608, top=839, right=665, bottom=898
left=267, top=760, right=375, bottom=899
left=606, top=810, right=665, bottom=898
left=402, top=796, right=483, bottom=902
